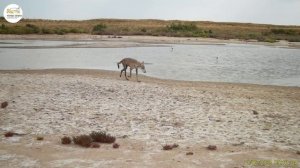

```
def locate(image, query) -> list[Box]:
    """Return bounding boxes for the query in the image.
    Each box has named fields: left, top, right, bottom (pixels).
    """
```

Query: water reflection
left=0, top=40, right=299, bottom=86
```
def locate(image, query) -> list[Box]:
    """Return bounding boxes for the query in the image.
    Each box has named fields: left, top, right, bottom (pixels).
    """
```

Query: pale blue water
left=0, top=40, right=300, bottom=86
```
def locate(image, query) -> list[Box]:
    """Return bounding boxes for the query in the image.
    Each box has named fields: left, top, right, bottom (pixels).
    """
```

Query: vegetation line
left=1, top=18, right=300, bottom=42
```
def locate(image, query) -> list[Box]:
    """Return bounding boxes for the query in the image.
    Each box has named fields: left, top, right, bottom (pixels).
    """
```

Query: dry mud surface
left=0, top=69, right=299, bottom=167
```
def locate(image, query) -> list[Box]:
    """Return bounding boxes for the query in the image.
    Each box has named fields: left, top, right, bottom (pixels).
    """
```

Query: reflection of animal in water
left=117, top=58, right=146, bottom=82
left=216, top=56, right=219, bottom=63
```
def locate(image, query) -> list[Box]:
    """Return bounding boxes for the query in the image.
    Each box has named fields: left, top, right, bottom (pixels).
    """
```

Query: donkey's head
left=140, top=61, right=146, bottom=73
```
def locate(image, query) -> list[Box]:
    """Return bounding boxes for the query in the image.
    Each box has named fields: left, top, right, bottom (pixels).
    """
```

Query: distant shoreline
left=0, top=34, right=300, bottom=48
left=1, top=18, right=300, bottom=45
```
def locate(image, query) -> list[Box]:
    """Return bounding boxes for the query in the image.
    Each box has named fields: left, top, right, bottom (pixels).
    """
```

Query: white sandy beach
left=0, top=69, right=299, bottom=167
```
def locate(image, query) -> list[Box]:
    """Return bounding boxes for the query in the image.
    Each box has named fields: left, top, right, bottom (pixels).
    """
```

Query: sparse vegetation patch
left=1, top=18, right=299, bottom=42
left=36, top=136, right=44, bottom=140
left=1, top=101, right=8, bottom=108
left=162, top=143, right=179, bottom=150
left=90, top=131, right=116, bottom=143
left=61, top=136, right=72, bottom=144
left=112, top=143, right=120, bottom=149
left=73, top=135, right=93, bottom=147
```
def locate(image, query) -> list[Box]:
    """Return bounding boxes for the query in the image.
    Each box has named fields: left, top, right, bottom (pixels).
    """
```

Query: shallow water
left=0, top=40, right=300, bottom=86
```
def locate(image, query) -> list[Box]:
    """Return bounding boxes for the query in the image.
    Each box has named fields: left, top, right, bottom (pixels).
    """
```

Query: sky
left=1, top=0, right=300, bottom=25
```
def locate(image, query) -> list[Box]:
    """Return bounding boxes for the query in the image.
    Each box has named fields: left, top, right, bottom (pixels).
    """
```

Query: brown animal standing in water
left=117, top=58, right=146, bottom=82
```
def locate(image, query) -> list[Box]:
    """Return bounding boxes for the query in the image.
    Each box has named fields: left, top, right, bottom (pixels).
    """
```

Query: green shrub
left=25, top=24, right=40, bottom=33
left=258, top=37, right=276, bottom=43
left=0, top=24, right=41, bottom=34
left=248, top=33, right=257, bottom=39
left=69, top=28, right=85, bottom=33
left=164, top=22, right=207, bottom=37
left=53, top=28, right=68, bottom=35
left=271, top=29, right=297, bottom=35
left=122, top=27, right=129, bottom=32
left=92, top=24, right=107, bottom=34
left=166, top=22, right=198, bottom=32
left=41, top=28, right=53, bottom=34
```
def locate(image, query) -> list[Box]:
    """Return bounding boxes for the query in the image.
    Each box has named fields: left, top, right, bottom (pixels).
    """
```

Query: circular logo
left=3, top=4, right=23, bottom=23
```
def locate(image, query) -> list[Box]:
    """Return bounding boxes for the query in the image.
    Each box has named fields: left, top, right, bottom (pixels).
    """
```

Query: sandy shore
left=1, top=34, right=300, bottom=48
left=0, top=69, right=299, bottom=167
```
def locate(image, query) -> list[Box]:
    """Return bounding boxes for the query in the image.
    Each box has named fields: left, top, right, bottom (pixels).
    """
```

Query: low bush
left=271, top=28, right=297, bottom=35
left=41, top=28, right=53, bottom=34
left=162, top=144, right=173, bottom=150
left=1, top=101, right=8, bottom=108
left=61, top=136, right=72, bottom=144
left=4, top=131, right=14, bottom=137
left=25, top=24, right=40, bottom=33
left=90, top=131, right=116, bottom=143
left=92, top=24, right=107, bottom=34
left=167, top=22, right=198, bottom=32
left=112, top=143, right=120, bottom=148
left=90, top=142, right=100, bottom=148
left=36, top=136, right=44, bottom=140
left=73, top=135, right=92, bottom=147
left=162, top=143, right=179, bottom=150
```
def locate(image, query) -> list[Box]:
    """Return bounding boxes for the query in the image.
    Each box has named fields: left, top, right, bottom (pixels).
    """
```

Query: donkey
left=117, top=58, right=146, bottom=82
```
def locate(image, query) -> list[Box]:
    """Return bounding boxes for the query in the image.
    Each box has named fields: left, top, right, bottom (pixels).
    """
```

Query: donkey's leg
left=129, top=67, right=133, bottom=78
left=136, top=69, right=140, bottom=82
left=120, top=68, right=125, bottom=77
left=120, top=65, right=127, bottom=77
left=124, top=66, right=129, bottom=80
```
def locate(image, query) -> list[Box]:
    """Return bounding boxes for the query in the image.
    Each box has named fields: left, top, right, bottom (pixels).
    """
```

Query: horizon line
left=2, top=17, right=300, bottom=27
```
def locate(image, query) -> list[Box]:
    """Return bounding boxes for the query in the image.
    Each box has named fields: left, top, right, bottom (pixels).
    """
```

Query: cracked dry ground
left=0, top=71, right=299, bottom=167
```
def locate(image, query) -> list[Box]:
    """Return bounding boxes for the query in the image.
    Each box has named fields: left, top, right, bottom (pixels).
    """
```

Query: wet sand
left=0, top=69, right=299, bottom=167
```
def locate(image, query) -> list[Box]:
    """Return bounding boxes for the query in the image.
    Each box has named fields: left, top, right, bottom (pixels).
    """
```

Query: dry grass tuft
left=186, top=152, right=194, bottom=155
left=61, top=136, right=72, bottom=144
left=90, top=142, right=100, bottom=148
left=36, top=136, right=44, bottom=141
left=112, top=143, right=120, bottom=149
left=90, top=131, right=116, bottom=143
left=162, top=143, right=179, bottom=150
left=4, top=131, right=14, bottom=137
left=1, top=101, right=8, bottom=108
left=73, top=135, right=92, bottom=147
left=207, top=145, right=217, bottom=150
left=252, top=110, right=258, bottom=115
left=172, top=143, right=179, bottom=148
left=162, top=144, right=174, bottom=150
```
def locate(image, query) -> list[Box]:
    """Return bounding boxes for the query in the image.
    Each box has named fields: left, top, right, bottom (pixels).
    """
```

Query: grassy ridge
left=1, top=18, right=300, bottom=42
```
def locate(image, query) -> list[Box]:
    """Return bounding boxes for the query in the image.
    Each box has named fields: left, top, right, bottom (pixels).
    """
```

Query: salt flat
left=0, top=69, right=299, bottom=167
